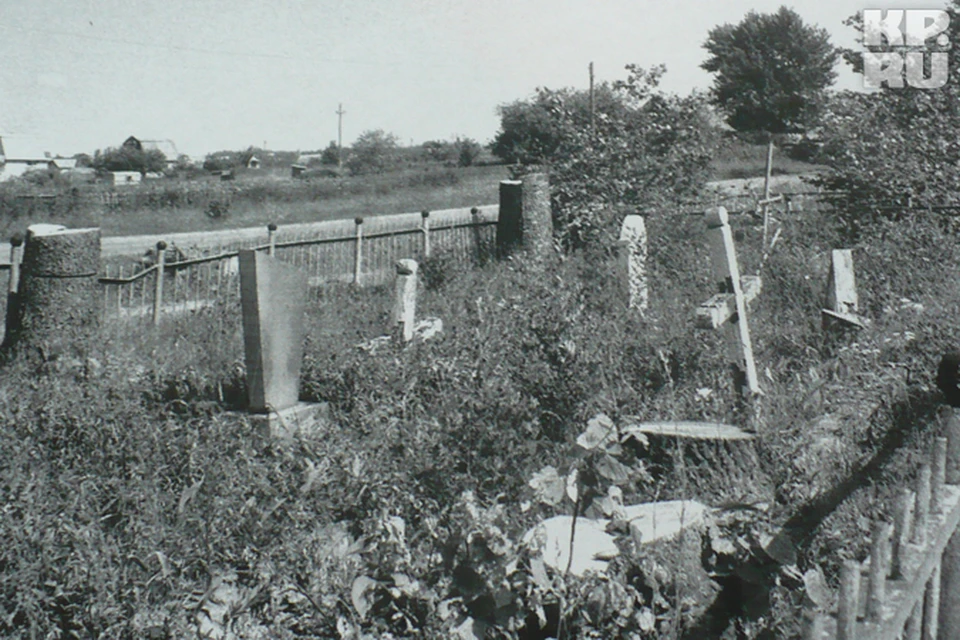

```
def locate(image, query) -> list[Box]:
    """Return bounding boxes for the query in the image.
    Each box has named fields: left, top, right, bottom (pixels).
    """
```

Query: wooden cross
left=698, top=207, right=761, bottom=397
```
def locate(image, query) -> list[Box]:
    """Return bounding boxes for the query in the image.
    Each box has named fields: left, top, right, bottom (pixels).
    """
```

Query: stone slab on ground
left=524, top=499, right=708, bottom=577
left=622, top=420, right=756, bottom=441
left=247, top=401, right=330, bottom=439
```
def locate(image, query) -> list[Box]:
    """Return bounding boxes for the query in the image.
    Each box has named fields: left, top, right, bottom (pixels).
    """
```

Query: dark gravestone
left=239, top=249, right=307, bottom=413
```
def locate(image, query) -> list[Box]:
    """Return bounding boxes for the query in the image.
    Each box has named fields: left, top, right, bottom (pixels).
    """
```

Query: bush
left=346, top=129, right=400, bottom=175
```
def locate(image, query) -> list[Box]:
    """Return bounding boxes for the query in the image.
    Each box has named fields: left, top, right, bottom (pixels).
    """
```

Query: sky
left=0, top=0, right=943, bottom=157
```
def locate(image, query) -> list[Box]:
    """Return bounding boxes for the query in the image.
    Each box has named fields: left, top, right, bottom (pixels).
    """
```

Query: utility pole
left=589, top=62, right=595, bottom=136
left=336, top=103, right=346, bottom=170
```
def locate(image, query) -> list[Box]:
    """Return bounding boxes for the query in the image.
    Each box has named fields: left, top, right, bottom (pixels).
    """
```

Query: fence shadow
left=682, top=387, right=943, bottom=639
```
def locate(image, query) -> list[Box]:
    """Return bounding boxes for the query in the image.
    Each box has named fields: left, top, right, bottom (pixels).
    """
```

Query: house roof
left=50, top=158, right=77, bottom=170
left=140, top=139, right=179, bottom=160
left=0, top=135, right=51, bottom=162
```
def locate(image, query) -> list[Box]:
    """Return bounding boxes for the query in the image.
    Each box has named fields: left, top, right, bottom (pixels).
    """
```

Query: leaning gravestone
left=238, top=249, right=325, bottom=438
left=618, top=214, right=648, bottom=314
left=3, top=224, right=101, bottom=359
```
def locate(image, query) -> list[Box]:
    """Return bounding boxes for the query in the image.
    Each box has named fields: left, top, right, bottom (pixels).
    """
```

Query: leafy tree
left=346, top=129, right=399, bottom=175
left=493, top=65, right=719, bottom=249
left=93, top=146, right=167, bottom=175
left=320, top=141, right=340, bottom=166
left=814, top=2, right=960, bottom=226
left=456, top=138, right=482, bottom=167
left=701, top=6, right=839, bottom=134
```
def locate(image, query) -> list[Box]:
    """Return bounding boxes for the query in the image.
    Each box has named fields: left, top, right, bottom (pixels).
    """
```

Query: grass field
left=0, top=140, right=829, bottom=244
left=0, top=164, right=510, bottom=240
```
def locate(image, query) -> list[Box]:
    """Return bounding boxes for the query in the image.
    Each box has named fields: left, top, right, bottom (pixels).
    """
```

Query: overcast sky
left=0, top=0, right=941, bottom=157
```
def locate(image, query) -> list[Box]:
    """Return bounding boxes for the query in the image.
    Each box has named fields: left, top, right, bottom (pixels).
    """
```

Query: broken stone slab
left=695, top=275, right=762, bottom=330
left=621, top=420, right=757, bottom=441
left=523, top=499, right=708, bottom=577
left=247, top=401, right=330, bottom=440
left=413, top=317, right=443, bottom=341
left=356, top=318, right=444, bottom=354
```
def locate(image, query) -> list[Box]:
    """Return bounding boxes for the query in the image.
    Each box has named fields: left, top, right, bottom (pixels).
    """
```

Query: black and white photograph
left=1, top=1, right=959, bottom=638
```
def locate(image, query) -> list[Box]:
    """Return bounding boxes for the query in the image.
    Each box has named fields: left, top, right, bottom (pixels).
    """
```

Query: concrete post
left=521, top=169, right=553, bottom=267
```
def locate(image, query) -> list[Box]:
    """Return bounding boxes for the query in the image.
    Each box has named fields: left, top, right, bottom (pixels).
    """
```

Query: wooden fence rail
left=806, top=413, right=960, bottom=640
left=93, top=204, right=498, bottom=324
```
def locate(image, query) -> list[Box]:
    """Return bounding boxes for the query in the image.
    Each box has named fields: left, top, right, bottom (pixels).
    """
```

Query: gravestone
left=392, top=259, right=418, bottom=343
left=701, top=207, right=760, bottom=401
left=239, top=249, right=324, bottom=438
left=618, top=214, right=648, bottom=313
left=3, top=224, right=100, bottom=359
left=822, top=249, right=867, bottom=329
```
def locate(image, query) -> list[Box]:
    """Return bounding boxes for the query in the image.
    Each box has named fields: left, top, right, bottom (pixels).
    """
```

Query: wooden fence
left=805, top=412, right=960, bottom=639
left=96, top=204, right=498, bottom=323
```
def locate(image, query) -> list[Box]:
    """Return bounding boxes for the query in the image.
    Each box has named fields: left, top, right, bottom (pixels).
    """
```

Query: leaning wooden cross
left=697, top=206, right=761, bottom=398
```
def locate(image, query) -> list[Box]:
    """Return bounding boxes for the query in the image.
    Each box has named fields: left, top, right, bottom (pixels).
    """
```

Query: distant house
left=112, top=170, right=142, bottom=186
left=122, top=135, right=142, bottom=151
left=247, top=156, right=261, bottom=169
left=290, top=164, right=307, bottom=178
left=295, top=153, right=323, bottom=166
left=122, top=135, right=180, bottom=169
left=49, top=157, right=78, bottom=170
left=0, top=135, right=52, bottom=181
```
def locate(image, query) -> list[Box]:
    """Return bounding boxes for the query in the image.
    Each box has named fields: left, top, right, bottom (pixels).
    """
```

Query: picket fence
left=97, top=205, right=498, bottom=323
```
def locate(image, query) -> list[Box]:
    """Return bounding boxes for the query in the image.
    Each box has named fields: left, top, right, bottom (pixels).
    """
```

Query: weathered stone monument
left=618, top=214, right=648, bottom=313
left=3, top=224, right=101, bottom=359
left=238, top=249, right=324, bottom=438
left=495, top=167, right=553, bottom=265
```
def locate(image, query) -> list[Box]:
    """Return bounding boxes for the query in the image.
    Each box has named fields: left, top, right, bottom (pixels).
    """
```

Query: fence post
left=470, top=207, right=484, bottom=265
left=937, top=408, right=960, bottom=639
left=268, top=223, right=277, bottom=257
left=837, top=559, right=860, bottom=640
left=353, top=217, right=364, bottom=286
left=866, top=520, right=890, bottom=622
left=892, top=487, right=913, bottom=578
left=4, top=234, right=23, bottom=346
left=392, top=259, right=418, bottom=343
left=152, top=241, right=166, bottom=326
left=421, top=210, right=431, bottom=259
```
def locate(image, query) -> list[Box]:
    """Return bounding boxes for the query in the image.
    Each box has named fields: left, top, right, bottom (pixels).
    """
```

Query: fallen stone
left=414, top=317, right=443, bottom=341
left=523, top=499, right=708, bottom=577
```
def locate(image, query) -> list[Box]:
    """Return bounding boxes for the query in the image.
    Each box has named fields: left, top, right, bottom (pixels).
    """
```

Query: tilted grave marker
left=239, top=249, right=325, bottom=438
left=822, top=248, right=868, bottom=329
left=618, top=214, right=648, bottom=313
left=700, top=207, right=761, bottom=398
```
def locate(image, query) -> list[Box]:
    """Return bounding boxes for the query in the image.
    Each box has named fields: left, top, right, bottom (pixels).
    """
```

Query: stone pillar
left=4, top=224, right=101, bottom=359
left=938, top=408, right=960, bottom=638
left=618, top=214, right=648, bottom=314
left=521, top=169, right=554, bottom=267
left=393, top=259, right=418, bottom=343
left=496, top=180, right=522, bottom=258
